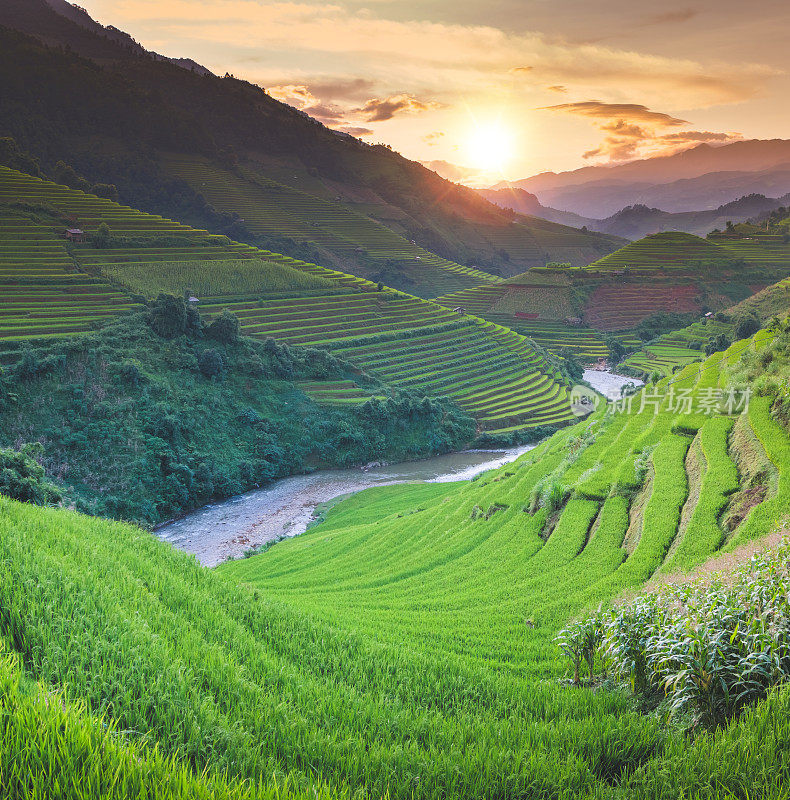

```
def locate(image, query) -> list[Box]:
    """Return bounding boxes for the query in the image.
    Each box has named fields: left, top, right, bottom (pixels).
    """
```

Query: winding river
left=155, top=370, right=640, bottom=567
left=156, top=444, right=538, bottom=566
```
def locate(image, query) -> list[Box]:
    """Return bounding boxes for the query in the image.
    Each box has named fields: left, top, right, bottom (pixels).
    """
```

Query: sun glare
left=465, top=123, right=514, bottom=173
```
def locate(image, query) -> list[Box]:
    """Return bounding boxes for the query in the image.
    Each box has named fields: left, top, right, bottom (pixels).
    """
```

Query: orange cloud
left=544, top=100, right=742, bottom=162
left=542, top=101, right=687, bottom=127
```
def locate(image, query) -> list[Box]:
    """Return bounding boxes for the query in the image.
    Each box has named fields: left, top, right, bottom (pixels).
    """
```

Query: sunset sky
left=77, top=0, right=790, bottom=184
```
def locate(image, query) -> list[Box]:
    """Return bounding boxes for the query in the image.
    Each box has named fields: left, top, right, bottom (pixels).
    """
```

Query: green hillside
left=618, top=271, right=790, bottom=378
left=584, top=231, right=732, bottom=272
left=3, top=324, right=790, bottom=797
left=164, top=155, right=501, bottom=297
left=0, top=15, right=625, bottom=296
left=475, top=229, right=790, bottom=335
left=0, top=310, right=477, bottom=524
left=620, top=320, right=732, bottom=377
left=0, top=166, right=573, bottom=433
left=722, top=274, right=790, bottom=321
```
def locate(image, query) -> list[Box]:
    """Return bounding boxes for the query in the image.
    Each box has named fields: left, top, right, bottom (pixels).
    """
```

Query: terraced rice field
left=437, top=273, right=573, bottom=318
left=200, top=292, right=574, bottom=430
left=297, top=380, right=383, bottom=405
left=228, top=335, right=776, bottom=666
left=164, top=155, right=498, bottom=295
left=0, top=166, right=572, bottom=432
left=622, top=321, right=733, bottom=377
left=584, top=232, right=731, bottom=273
left=100, top=258, right=339, bottom=298
left=0, top=166, right=197, bottom=236
left=0, top=207, right=141, bottom=341
left=215, top=331, right=788, bottom=797
left=584, top=284, right=701, bottom=330
left=713, top=236, right=790, bottom=270
left=435, top=276, right=637, bottom=362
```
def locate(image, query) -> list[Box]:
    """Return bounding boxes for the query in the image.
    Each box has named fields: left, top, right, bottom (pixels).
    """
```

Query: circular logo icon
left=569, top=385, right=600, bottom=417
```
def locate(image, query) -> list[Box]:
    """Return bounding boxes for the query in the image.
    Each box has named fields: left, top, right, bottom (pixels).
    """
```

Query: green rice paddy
left=3, top=327, right=789, bottom=798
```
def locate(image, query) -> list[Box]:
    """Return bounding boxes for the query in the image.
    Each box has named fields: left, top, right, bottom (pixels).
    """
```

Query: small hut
left=65, top=228, right=86, bottom=243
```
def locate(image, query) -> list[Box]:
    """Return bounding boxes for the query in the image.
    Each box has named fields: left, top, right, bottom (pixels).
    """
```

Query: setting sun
left=465, top=122, right=514, bottom=172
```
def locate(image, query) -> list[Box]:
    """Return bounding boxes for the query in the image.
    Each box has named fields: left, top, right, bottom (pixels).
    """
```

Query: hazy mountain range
left=479, top=186, right=790, bottom=240
left=498, top=139, right=790, bottom=214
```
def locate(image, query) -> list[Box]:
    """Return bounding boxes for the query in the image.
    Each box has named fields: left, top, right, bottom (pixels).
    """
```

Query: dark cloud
left=541, top=101, right=688, bottom=126
left=337, top=126, right=375, bottom=137
left=546, top=85, right=567, bottom=93
left=306, top=78, right=376, bottom=102
left=640, top=9, right=698, bottom=26
left=356, top=94, right=442, bottom=122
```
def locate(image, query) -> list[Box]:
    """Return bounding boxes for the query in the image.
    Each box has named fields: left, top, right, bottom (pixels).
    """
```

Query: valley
left=3, top=1, right=790, bottom=798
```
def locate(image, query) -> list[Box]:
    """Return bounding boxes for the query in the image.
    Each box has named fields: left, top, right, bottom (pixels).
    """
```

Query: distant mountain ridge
left=507, top=139, right=790, bottom=193
left=11, top=0, right=215, bottom=74
left=480, top=187, right=790, bottom=240
left=496, top=140, right=790, bottom=217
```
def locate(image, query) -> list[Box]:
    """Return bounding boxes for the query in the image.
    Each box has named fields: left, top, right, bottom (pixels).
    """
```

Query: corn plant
left=569, top=538, right=790, bottom=729
left=556, top=622, right=585, bottom=685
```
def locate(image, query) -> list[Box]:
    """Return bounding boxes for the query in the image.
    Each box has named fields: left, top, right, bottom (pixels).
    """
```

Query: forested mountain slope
left=0, top=4, right=624, bottom=292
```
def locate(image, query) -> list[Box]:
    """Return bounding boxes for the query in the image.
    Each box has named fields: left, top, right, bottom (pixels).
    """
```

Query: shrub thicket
left=0, top=443, right=62, bottom=505
left=0, top=313, right=474, bottom=524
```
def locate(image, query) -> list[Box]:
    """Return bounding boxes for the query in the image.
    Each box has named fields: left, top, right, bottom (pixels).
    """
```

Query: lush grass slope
left=2, top=328, right=790, bottom=798
left=0, top=644, right=324, bottom=800
left=0, top=495, right=661, bottom=800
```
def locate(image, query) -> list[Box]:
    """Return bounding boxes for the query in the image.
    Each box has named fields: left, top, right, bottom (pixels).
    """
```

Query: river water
left=156, top=371, right=641, bottom=567
left=582, top=368, right=642, bottom=399
left=156, top=443, right=538, bottom=567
